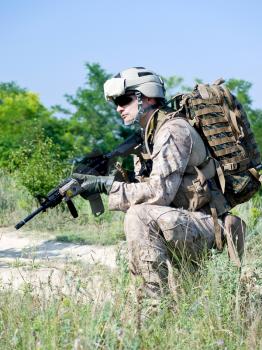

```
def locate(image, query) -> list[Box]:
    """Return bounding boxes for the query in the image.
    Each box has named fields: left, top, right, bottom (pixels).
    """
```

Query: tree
left=0, top=82, right=49, bottom=166
left=62, top=63, right=125, bottom=156
left=9, top=135, right=70, bottom=197
left=0, top=82, right=72, bottom=167
left=162, top=75, right=193, bottom=100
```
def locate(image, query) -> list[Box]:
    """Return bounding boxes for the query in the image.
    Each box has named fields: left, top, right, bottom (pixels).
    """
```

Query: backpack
left=171, top=78, right=261, bottom=208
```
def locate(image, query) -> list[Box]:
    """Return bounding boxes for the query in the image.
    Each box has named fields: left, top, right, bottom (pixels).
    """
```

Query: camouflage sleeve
left=108, top=119, right=193, bottom=211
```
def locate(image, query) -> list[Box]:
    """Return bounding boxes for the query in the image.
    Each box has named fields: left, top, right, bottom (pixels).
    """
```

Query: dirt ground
left=0, top=227, right=118, bottom=294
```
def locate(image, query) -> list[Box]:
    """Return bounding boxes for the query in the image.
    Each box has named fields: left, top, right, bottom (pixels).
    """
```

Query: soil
left=0, top=227, right=118, bottom=293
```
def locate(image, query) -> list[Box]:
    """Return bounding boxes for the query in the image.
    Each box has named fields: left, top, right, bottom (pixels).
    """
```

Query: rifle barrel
left=15, top=205, right=46, bottom=230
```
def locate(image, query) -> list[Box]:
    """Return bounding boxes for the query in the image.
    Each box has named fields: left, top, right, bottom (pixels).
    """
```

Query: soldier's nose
left=117, top=105, right=124, bottom=113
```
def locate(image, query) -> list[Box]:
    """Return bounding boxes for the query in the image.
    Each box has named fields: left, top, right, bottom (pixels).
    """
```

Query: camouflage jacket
left=109, top=109, right=229, bottom=214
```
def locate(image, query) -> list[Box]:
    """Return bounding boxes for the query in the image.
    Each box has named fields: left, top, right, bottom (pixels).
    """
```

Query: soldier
left=61, top=67, right=245, bottom=301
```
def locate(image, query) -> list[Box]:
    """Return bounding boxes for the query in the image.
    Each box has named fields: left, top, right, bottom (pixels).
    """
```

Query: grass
left=0, top=246, right=261, bottom=349
left=53, top=198, right=125, bottom=245
left=0, top=172, right=261, bottom=349
left=0, top=171, right=125, bottom=245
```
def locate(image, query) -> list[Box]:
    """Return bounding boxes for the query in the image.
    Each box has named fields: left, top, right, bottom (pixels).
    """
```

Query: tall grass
left=0, top=172, right=261, bottom=349
left=0, top=170, right=125, bottom=245
left=0, top=246, right=261, bottom=349
left=0, top=170, right=33, bottom=226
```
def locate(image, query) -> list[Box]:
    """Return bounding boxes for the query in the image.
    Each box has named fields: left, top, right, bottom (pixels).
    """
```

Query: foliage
left=9, top=135, right=71, bottom=197
left=0, top=66, right=261, bottom=349
left=59, top=63, right=127, bottom=157
left=1, top=67, right=261, bottom=175
left=162, top=75, right=194, bottom=100
left=248, top=108, right=262, bottom=152
left=54, top=195, right=125, bottom=245
left=41, top=115, right=73, bottom=158
left=0, top=82, right=73, bottom=167
left=0, top=82, right=47, bottom=166
left=226, top=79, right=253, bottom=111
left=162, top=75, right=184, bottom=99
left=0, top=169, right=33, bottom=226
left=0, top=164, right=261, bottom=349
left=0, top=171, right=125, bottom=244
left=0, top=229, right=261, bottom=349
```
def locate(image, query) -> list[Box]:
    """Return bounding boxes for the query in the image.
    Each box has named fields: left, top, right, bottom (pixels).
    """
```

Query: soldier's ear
left=147, top=97, right=157, bottom=105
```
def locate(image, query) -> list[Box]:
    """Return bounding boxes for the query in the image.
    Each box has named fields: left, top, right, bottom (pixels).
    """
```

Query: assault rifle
left=15, top=132, right=142, bottom=230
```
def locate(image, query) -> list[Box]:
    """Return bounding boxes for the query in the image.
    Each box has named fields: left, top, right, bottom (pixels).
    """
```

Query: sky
left=1, top=0, right=261, bottom=110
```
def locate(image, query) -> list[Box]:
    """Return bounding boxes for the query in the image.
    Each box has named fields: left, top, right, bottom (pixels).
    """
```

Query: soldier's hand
left=72, top=174, right=114, bottom=196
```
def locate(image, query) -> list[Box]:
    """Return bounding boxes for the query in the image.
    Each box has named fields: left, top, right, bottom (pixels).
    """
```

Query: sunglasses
left=113, top=94, right=135, bottom=107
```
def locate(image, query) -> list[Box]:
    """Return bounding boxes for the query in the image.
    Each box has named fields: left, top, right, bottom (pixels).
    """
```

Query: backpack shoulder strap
left=144, top=107, right=188, bottom=157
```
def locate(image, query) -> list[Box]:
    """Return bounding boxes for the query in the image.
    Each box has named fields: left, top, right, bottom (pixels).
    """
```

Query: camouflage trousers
left=124, top=203, right=215, bottom=299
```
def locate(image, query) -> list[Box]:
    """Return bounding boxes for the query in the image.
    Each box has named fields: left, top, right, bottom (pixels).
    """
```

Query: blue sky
left=1, top=0, right=261, bottom=109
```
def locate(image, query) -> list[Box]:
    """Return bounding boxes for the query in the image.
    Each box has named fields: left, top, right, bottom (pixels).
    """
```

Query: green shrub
left=0, top=169, right=124, bottom=244
left=9, top=135, right=71, bottom=197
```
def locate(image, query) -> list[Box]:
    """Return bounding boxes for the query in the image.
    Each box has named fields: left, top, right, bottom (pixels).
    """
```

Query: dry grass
left=0, top=173, right=261, bottom=349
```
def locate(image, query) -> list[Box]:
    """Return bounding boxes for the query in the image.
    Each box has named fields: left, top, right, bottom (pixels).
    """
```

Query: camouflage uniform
left=109, top=111, right=229, bottom=298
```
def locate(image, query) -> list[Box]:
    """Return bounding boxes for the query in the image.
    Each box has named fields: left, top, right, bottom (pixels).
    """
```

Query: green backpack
left=171, top=78, right=261, bottom=208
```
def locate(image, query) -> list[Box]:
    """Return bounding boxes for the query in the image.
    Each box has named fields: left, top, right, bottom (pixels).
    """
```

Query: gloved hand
left=59, top=174, right=114, bottom=200
left=73, top=173, right=114, bottom=195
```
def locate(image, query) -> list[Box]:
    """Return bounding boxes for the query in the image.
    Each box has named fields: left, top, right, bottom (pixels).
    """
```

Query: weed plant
left=0, top=171, right=125, bottom=245
left=0, top=240, right=261, bottom=349
left=0, top=170, right=33, bottom=226
left=0, top=173, right=261, bottom=349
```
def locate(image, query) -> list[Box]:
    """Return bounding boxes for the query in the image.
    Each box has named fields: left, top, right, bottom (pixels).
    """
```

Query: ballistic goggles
left=113, top=93, right=136, bottom=107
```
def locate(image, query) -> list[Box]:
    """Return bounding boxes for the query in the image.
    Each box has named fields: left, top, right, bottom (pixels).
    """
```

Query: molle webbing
left=172, top=79, right=261, bottom=208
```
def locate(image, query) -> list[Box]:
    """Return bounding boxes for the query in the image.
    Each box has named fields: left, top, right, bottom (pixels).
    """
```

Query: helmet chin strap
left=124, top=91, right=157, bottom=126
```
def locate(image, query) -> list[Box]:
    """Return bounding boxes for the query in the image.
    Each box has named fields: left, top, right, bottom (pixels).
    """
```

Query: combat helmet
left=104, top=67, right=166, bottom=125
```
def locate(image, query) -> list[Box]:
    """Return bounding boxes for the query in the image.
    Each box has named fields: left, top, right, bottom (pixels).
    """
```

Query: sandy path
left=0, top=227, right=118, bottom=293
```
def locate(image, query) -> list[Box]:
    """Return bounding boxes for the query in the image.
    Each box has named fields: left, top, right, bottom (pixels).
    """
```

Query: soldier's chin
left=124, top=119, right=134, bottom=126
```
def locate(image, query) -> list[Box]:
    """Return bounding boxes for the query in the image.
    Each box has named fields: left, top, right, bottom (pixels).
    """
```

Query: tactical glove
left=59, top=174, right=114, bottom=201
left=73, top=173, right=114, bottom=195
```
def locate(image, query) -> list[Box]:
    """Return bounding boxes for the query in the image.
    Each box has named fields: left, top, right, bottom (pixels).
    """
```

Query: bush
left=9, top=135, right=71, bottom=198
left=0, top=169, right=125, bottom=244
